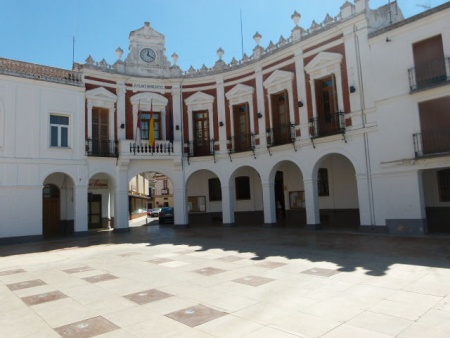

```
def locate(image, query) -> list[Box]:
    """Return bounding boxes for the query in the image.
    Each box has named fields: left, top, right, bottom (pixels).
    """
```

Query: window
left=235, top=176, right=250, bottom=200
left=413, top=35, right=445, bottom=88
left=233, top=103, right=251, bottom=151
left=438, top=169, right=450, bottom=202
left=50, top=114, right=69, bottom=147
left=92, top=107, right=109, bottom=141
left=141, top=112, right=161, bottom=141
left=208, top=178, right=222, bottom=201
left=188, top=196, right=206, bottom=212
left=419, top=96, right=450, bottom=155
left=289, top=191, right=305, bottom=209
left=270, top=90, right=291, bottom=145
left=316, top=75, right=337, bottom=118
left=318, top=168, right=329, bottom=196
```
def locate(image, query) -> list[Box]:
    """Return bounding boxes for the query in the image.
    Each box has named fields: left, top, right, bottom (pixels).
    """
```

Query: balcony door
left=419, top=96, right=450, bottom=155
left=193, top=110, right=210, bottom=156
left=92, top=107, right=109, bottom=154
left=413, top=35, right=445, bottom=88
left=233, top=103, right=251, bottom=152
left=315, top=75, right=338, bottom=136
left=271, top=91, right=290, bottom=145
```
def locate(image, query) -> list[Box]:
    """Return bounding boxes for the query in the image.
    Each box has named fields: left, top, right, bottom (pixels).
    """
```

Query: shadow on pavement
left=1, top=224, right=449, bottom=277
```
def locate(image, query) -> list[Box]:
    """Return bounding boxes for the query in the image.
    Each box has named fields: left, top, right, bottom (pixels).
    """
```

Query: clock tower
left=124, top=22, right=173, bottom=76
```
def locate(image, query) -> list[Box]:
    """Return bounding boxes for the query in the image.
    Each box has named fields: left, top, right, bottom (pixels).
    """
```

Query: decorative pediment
left=185, top=92, right=215, bottom=105
left=225, top=84, right=255, bottom=100
left=130, top=92, right=168, bottom=110
left=86, top=87, right=117, bottom=102
left=304, top=52, right=343, bottom=74
left=129, top=22, right=165, bottom=46
left=263, top=70, right=294, bottom=88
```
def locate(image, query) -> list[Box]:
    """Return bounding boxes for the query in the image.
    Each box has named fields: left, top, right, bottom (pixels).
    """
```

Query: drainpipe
left=354, top=25, right=376, bottom=226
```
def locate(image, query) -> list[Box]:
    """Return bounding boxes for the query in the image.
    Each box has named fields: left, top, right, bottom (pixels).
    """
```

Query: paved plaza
left=1, top=224, right=450, bottom=337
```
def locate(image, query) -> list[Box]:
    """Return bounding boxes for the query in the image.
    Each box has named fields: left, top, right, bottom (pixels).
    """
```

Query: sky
left=0, top=0, right=445, bottom=71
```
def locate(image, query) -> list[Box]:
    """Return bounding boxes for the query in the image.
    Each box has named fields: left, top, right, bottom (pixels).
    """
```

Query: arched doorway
left=43, top=173, right=75, bottom=236
left=313, top=153, right=360, bottom=230
left=42, top=184, right=60, bottom=235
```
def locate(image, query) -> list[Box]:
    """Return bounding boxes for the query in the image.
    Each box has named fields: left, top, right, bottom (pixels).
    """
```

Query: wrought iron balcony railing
left=130, top=140, right=174, bottom=155
left=86, top=139, right=118, bottom=157
left=408, top=57, right=450, bottom=92
left=413, top=131, right=450, bottom=158
left=266, top=124, right=296, bottom=147
left=186, top=139, right=215, bottom=158
left=309, top=112, right=346, bottom=139
left=228, top=132, right=255, bottom=153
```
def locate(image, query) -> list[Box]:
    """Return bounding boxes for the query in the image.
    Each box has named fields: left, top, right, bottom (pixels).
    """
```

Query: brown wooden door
left=271, top=91, right=290, bottom=145
left=233, top=103, right=251, bottom=152
left=419, top=96, right=450, bottom=155
left=193, top=110, right=210, bottom=156
left=43, top=184, right=60, bottom=235
left=413, top=35, right=445, bottom=87
left=315, top=75, right=338, bottom=136
left=92, top=107, right=109, bottom=154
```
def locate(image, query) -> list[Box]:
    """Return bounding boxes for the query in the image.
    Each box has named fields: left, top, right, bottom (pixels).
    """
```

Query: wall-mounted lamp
left=120, top=123, right=125, bottom=129
left=219, top=121, right=224, bottom=127
left=257, top=112, right=263, bottom=118
left=349, top=86, right=356, bottom=93
left=386, top=37, right=391, bottom=42
left=175, top=125, right=180, bottom=130
left=298, top=101, right=304, bottom=107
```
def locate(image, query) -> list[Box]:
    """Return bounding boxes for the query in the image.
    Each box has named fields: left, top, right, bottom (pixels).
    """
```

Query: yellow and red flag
left=149, top=100, right=155, bottom=147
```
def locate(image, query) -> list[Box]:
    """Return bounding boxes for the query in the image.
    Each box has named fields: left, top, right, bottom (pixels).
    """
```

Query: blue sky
left=0, top=0, right=444, bottom=71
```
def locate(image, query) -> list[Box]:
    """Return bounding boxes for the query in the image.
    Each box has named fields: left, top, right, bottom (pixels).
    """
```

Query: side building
left=0, top=0, right=449, bottom=239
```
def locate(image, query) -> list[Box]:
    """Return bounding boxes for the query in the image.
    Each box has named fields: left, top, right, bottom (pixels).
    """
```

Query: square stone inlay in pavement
left=233, top=275, right=275, bottom=287
left=63, top=266, right=93, bottom=274
left=54, top=316, right=119, bottom=338
left=21, top=290, right=68, bottom=306
left=147, top=258, right=174, bottom=264
left=192, top=267, right=227, bottom=276
left=82, top=273, right=118, bottom=283
left=7, top=279, right=46, bottom=291
left=301, top=267, right=340, bottom=277
left=124, top=289, right=173, bottom=305
left=255, top=261, right=287, bottom=269
left=0, top=268, right=26, bottom=276
left=165, top=304, right=227, bottom=327
left=216, top=255, right=245, bottom=262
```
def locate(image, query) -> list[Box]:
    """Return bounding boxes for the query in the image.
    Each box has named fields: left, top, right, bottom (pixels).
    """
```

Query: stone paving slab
left=0, top=225, right=450, bottom=337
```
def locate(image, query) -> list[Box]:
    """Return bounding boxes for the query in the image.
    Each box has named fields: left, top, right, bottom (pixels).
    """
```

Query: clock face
left=140, top=48, right=156, bottom=63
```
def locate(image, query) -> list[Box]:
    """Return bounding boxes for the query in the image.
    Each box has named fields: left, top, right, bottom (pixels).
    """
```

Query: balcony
left=408, top=57, right=450, bottom=92
left=86, top=139, right=118, bottom=157
left=413, top=131, right=450, bottom=158
left=130, top=140, right=174, bottom=156
left=186, top=139, right=215, bottom=158
left=228, top=132, right=255, bottom=153
left=266, top=124, right=296, bottom=147
left=309, top=112, right=346, bottom=139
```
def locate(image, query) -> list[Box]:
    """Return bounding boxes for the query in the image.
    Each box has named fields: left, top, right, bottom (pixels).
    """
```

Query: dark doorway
left=275, top=171, right=285, bottom=221
left=88, top=193, right=102, bottom=229
left=43, top=184, right=60, bottom=235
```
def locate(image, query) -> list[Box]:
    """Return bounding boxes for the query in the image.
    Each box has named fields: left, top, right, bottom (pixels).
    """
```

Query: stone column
left=262, top=182, right=276, bottom=225
left=303, top=178, right=320, bottom=229
left=74, top=184, right=88, bottom=233
left=221, top=184, right=235, bottom=225
left=113, top=163, right=130, bottom=232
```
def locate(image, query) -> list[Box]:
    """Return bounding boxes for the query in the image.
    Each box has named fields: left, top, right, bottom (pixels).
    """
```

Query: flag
left=149, top=99, right=155, bottom=147
left=167, top=100, right=174, bottom=143
left=135, top=100, right=142, bottom=144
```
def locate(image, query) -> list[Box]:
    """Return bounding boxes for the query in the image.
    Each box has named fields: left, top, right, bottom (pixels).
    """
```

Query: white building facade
left=1, top=0, right=449, bottom=239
